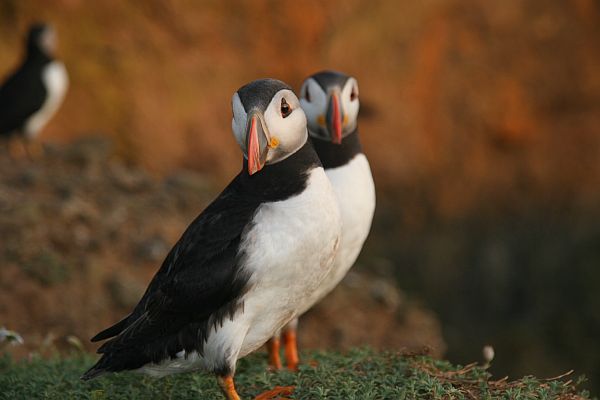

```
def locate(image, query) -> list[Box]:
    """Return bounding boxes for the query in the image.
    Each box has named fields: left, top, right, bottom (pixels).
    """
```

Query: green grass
left=0, top=349, right=592, bottom=400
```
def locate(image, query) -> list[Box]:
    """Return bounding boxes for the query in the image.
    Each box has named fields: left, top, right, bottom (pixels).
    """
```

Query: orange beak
left=246, top=113, right=269, bottom=175
left=326, top=93, right=343, bottom=144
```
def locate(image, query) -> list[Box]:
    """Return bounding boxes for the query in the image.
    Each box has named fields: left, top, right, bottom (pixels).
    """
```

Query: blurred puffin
left=267, top=71, right=376, bottom=370
left=82, top=79, right=341, bottom=400
left=0, top=23, right=68, bottom=157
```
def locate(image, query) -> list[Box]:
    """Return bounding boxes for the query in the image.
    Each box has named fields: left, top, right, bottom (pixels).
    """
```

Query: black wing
left=0, top=62, right=47, bottom=136
left=0, top=63, right=47, bottom=134
left=83, top=177, right=259, bottom=378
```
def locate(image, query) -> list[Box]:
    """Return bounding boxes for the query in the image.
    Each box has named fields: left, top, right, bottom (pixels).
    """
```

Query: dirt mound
left=0, top=139, right=445, bottom=358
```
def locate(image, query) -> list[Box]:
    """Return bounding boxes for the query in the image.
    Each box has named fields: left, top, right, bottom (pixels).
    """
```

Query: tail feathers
left=81, top=354, right=112, bottom=381
left=81, top=348, right=151, bottom=381
left=81, top=364, right=107, bottom=381
left=81, top=356, right=125, bottom=381
left=91, top=316, right=131, bottom=342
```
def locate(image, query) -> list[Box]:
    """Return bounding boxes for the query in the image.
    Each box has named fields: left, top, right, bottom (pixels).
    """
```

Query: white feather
left=24, top=61, right=68, bottom=138
left=289, top=153, right=375, bottom=324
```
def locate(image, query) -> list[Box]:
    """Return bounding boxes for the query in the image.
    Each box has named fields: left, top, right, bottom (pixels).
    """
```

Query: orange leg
left=282, top=329, right=299, bottom=371
left=254, top=385, right=295, bottom=400
left=267, top=337, right=282, bottom=370
left=217, top=375, right=241, bottom=400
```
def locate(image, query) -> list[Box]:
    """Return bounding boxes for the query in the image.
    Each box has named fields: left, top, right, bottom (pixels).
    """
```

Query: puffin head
left=27, top=23, right=57, bottom=57
left=299, top=70, right=360, bottom=144
left=232, top=79, right=308, bottom=175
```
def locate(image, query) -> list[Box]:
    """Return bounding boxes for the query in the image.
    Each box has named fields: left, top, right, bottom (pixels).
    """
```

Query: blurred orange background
left=1, top=0, right=599, bottom=392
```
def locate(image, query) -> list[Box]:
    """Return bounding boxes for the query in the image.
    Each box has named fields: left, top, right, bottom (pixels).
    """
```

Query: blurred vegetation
left=0, top=138, right=443, bottom=363
left=1, top=0, right=599, bottom=394
left=21, top=250, right=72, bottom=286
left=366, top=201, right=600, bottom=393
left=0, top=349, right=592, bottom=400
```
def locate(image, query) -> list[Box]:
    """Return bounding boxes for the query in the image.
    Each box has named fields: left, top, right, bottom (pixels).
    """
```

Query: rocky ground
left=0, top=138, right=445, bottom=359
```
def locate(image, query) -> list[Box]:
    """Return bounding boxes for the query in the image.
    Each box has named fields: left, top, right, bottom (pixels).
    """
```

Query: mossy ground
left=0, top=349, right=592, bottom=400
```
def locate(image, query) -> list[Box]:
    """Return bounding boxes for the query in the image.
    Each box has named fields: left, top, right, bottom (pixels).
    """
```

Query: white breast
left=24, top=61, right=69, bottom=138
left=298, top=153, right=375, bottom=314
left=140, top=167, right=342, bottom=376
left=236, top=167, right=342, bottom=355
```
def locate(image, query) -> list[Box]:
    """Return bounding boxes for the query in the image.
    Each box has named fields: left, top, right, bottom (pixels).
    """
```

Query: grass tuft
left=0, top=349, right=593, bottom=399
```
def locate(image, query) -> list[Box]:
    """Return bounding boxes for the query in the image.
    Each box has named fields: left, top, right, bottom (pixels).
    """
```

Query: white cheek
left=231, top=93, right=248, bottom=150
left=300, top=99, right=322, bottom=132
left=264, top=111, right=307, bottom=163
left=262, top=89, right=308, bottom=164
left=341, top=82, right=359, bottom=130
left=344, top=98, right=359, bottom=126
left=300, top=80, right=327, bottom=134
left=232, top=118, right=245, bottom=150
left=264, top=90, right=300, bottom=144
left=287, top=111, right=308, bottom=144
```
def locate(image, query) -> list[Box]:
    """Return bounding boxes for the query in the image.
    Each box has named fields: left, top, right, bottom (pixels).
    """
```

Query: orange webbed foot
left=254, top=385, right=295, bottom=400
left=217, top=375, right=241, bottom=400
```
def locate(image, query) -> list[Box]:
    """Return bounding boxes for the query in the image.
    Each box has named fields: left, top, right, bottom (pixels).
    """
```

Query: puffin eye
left=350, top=87, right=358, bottom=101
left=281, top=98, right=292, bottom=118
left=304, top=86, right=311, bottom=102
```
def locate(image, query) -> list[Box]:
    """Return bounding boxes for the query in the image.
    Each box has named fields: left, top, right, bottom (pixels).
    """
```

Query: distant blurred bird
left=0, top=23, right=68, bottom=158
left=83, top=79, right=341, bottom=400
left=266, top=71, right=376, bottom=371
left=0, top=327, right=24, bottom=347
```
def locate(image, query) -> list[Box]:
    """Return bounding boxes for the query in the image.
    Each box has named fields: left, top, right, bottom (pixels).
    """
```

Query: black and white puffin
left=266, top=71, right=376, bottom=370
left=82, top=79, right=341, bottom=400
left=0, top=23, right=68, bottom=156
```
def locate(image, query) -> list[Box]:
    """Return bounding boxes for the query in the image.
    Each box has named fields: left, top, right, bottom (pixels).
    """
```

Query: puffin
left=266, top=71, right=376, bottom=370
left=82, top=79, right=341, bottom=400
left=0, top=23, right=68, bottom=157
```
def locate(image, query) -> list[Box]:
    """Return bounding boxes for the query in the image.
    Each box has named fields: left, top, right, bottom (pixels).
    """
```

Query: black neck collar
left=310, top=128, right=363, bottom=169
left=25, top=47, right=53, bottom=66
left=235, top=140, right=321, bottom=202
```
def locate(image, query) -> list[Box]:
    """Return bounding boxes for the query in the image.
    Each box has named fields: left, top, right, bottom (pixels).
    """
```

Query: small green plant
left=0, top=348, right=592, bottom=399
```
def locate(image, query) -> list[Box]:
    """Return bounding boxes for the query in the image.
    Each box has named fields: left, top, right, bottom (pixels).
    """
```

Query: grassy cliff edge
left=0, top=348, right=592, bottom=400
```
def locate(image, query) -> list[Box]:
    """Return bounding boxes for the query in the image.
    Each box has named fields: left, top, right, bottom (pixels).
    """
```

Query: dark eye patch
left=350, top=86, right=358, bottom=101
left=304, top=86, right=311, bottom=102
left=281, top=98, right=292, bottom=118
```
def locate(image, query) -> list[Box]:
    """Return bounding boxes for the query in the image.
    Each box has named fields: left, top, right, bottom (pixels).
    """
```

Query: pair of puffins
left=83, top=74, right=375, bottom=400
